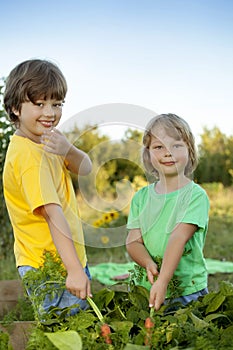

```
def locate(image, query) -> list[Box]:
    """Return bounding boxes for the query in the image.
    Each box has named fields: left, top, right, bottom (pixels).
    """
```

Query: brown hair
left=4, top=59, right=67, bottom=124
left=142, top=113, right=198, bottom=178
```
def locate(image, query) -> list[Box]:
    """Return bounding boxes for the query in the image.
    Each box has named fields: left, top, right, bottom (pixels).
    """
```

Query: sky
left=1, top=0, right=233, bottom=142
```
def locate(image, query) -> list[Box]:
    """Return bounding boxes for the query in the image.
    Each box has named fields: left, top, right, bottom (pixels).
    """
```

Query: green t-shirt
left=127, top=181, right=209, bottom=297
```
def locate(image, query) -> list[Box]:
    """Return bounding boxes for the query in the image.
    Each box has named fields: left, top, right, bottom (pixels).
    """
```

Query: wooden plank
left=0, top=280, right=24, bottom=301
left=0, top=280, right=24, bottom=317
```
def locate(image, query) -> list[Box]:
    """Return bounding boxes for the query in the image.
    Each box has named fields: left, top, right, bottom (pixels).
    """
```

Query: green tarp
left=89, top=259, right=233, bottom=286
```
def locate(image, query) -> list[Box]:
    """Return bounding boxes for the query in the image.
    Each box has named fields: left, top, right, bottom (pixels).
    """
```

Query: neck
left=15, top=128, right=41, bottom=144
left=155, top=175, right=191, bottom=194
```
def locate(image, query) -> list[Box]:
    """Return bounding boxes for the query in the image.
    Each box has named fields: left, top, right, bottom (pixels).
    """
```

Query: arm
left=126, top=228, right=159, bottom=284
left=149, top=223, right=197, bottom=310
left=41, top=128, right=92, bottom=175
left=39, top=203, right=92, bottom=299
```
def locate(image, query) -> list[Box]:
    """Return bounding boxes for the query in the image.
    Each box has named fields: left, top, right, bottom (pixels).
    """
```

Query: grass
left=0, top=183, right=233, bottom=294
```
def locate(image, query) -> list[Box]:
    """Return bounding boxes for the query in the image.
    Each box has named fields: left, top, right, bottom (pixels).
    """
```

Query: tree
left=195, top=127, right=233, bottom=186
left=0, top=79, right=14, bottom=258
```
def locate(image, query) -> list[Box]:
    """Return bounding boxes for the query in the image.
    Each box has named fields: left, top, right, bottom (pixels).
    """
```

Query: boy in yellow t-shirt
left=3, top=59, right=92, bottom=316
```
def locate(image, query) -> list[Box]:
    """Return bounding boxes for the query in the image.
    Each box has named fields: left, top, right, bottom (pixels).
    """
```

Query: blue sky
left=1, top=0, right=233, bottom=140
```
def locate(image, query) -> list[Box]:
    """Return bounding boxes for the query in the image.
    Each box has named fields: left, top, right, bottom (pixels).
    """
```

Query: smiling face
left=13, top=98, right=63, bottom=143
left=149, top=127, right=189, bottom=179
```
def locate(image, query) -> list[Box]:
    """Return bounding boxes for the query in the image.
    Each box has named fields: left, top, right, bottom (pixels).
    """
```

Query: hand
left=146, top=261, right=159, bottom=285
left=41, top=128, right=71, bottom=156
left=66, top=270, right=92, bottom=300
left=149, top=278, right=167, bottom=310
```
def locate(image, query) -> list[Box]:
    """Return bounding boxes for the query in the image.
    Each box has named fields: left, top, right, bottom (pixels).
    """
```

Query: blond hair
left=142, top=113, right=198, bottom=178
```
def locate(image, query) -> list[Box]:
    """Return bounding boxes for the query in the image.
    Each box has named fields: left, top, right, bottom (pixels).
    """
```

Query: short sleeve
left=181, top=187, right=209, bottom=230
left=21, top=165, right=61, bottom=214
left=127, top=191, right=142, bottom=230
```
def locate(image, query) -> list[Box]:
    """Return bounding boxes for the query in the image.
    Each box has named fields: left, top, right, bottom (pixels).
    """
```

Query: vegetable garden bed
left=1, top=281, right=233, bottom=349
left=1, top=253, right=233, bottom=349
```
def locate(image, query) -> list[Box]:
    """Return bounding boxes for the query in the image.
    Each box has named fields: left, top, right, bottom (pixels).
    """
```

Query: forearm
left=126, top=229, right=159, bottom=284
left=158, top=235, right=185, bottom=286
left=40, top=204, right=83, bottom=273
left=126, top=240, right=153, bottom=268
left=65, top=145, right=92, bottom=175
left=126, top=229, right=153, bottom=268
left=158, top=223, right=196, bottom=286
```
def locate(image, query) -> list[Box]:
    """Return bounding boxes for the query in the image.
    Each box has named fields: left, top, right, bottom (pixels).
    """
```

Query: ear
left=12, top=107, right=20, bottom=116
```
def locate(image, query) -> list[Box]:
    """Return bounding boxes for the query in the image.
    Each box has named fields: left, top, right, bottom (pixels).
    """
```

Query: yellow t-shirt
left=3, top=134, right=87, bottom=268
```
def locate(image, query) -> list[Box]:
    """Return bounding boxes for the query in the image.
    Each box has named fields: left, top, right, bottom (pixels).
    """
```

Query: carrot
left=145, top=316, right=154, bottom=329
left=100, top=323, right=112, bottom=344
left=87, top=297, right=113, bottom=345
left=144, top=316, right=154, bottom=346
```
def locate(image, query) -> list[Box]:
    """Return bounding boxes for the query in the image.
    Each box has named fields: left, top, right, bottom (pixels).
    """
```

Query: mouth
left=39, top=121, right=54, bottom=128
left=161, top=161, right=176, bottom=166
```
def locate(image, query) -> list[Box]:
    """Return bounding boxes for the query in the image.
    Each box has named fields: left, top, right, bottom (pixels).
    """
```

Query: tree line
left=0, top=79, right=233, bottom=256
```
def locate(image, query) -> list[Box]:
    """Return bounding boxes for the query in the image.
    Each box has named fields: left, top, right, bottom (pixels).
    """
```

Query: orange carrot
left=144, top=317, right=154, bottom=346
left=100, top=323, right=112, bottom=344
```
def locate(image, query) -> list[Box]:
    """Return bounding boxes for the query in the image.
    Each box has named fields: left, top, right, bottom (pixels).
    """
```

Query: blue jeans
left=18, top=265, right=91, bottom=317
left=164, top=287, right=208, bottom=311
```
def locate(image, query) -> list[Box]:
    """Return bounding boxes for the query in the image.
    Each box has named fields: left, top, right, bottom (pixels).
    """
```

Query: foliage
left=22, top=251, right=67, bottom=321
left=0, top=329, right=12, bottom=350
left=0, top=79, right=14, bottom=259
left=92, top=210, right=128, bottom=245
left=195, top=127, right=233, bottom=186
left=8, top=252, right=231, bottom=350
left=25, top=280, right=233, bottom=350
left=64, top=124, right=146, bottom=198
left=202, top=183, right=233, bottom=262
left=129, top=255, right=184, bottom=300
left=2, top=297, right=34, bottom=324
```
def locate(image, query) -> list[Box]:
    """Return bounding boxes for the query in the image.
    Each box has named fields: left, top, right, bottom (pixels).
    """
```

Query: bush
left=0, top=80, right=14, bottom=258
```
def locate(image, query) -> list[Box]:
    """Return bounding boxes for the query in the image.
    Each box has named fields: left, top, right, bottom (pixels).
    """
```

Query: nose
left=43, top=104, right=55, bottom=117
left=164, top=148, right=172, bottom=157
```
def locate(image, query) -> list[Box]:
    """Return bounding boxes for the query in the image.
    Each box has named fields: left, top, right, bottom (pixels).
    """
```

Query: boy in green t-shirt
left=126, top=113, right=209, bottom=310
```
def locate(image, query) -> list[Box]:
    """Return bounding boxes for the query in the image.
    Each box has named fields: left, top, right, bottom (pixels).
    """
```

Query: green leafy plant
left=0, top=329, right=12, bottom=350
left=129, top=255, right=184, bottom=300
left=2, top=297, right=34, bottom=324
left=22, top=251, right=67, bottom=321
left=0, top=80, right=14, bottom=259
left=17, top=250, right=233, bottom=350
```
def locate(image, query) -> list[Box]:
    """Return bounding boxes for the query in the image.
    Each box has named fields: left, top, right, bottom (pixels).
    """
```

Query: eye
left=53, top=101, right=64, bottom=108
left=174, top=143, right=184, bottom=149
left=153, top=145, right=163, bottom=150
left=35, top=102, right=44, bottom=107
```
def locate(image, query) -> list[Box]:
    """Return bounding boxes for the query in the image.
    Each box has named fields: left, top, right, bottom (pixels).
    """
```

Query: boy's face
left=149, top=127, right=189, bottom=178
left=13, top=98, right=63, bottom=143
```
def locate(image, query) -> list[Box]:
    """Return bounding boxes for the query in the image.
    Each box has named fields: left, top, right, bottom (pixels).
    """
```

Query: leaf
left=93, top=288, right=115, bottom=309
left=123, top=344, right=150, bottom=350
left=45, top=330, right=82, bottom=350
left=205, top=313, right=230, bottom=323
left=219, top=280, right=233, bottom=296
left=128, top=286, right=149, bottom=310
left=75, top=312, right=97, bottom=330
left=189, top=312, right=209, bottom=330
left=205, top=293, right=226, bottom=314
left=110, top=320, right=134, bottom=338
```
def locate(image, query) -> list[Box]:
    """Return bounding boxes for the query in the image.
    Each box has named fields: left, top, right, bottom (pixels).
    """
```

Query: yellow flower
left=101, top=235, right=109, bottom=244
left=109, top=211, right=119, bottom=220
left=103, top=213, right=112, bottom=223
left=93, top=219, right=104, bottom=227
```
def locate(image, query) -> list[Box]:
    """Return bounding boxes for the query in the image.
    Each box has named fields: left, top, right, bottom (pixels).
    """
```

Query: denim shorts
left=18, top=264, right=91, bottom=317
left=164, top=287, right=208, bottom=311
